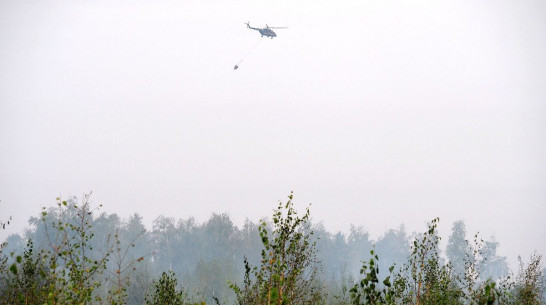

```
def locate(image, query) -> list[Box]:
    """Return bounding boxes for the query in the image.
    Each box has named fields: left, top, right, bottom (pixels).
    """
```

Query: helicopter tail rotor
left=245, top=22, right=250, bottom=28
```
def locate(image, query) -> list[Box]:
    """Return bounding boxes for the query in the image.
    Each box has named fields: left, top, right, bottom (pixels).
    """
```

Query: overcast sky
left=1, top=0, right=545, bottom=269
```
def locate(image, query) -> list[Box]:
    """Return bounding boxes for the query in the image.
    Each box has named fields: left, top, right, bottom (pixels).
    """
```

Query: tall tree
left=39, top=195, right=112, bottom=304
left=151, top=215, right=177, bottom=273
left=375, top=225, right=410, bottom=279
left=231, top=192, right=324, bottom=305
left=479, top=238, right=509, bottom=281
left=347, top=225, right=373, bottom=279
left=446, top=220, right=471, bottom=279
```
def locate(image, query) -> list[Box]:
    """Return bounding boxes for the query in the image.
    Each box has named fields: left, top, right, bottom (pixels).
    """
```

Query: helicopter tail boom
left=245, top=22, right=260, bottom=31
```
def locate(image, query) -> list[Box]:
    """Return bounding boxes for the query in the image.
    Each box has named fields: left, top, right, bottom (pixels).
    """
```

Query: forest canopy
left=0, top=194, right=544, bottom=305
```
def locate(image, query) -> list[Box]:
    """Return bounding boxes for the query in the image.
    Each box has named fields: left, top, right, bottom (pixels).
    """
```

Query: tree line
left=0, top=193, right=544, bottom=304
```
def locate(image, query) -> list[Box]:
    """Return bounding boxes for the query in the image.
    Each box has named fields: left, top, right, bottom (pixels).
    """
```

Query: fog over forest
left=1, top=0, right=545, bottom=272
left=1, top=194, right=544, bottom=304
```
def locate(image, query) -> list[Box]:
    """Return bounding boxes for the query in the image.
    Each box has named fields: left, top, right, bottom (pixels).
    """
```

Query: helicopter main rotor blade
left=268, top=27, right=288, bottom=29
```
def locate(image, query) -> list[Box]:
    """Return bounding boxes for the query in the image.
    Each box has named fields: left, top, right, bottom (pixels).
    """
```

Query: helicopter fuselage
left=246, top=23, right=278, bottom=38
left=258, top=28, right=276, bottom=38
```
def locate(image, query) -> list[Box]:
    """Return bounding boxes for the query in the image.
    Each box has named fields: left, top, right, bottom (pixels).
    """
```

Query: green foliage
left=39, top=194, right=112, bottom=304
left=0, top=212, right=11, bottom=251
left=512, top=252, right=544, bottom=305
left=0, top=206, right=12, bottom=291
left=146, top=271, right=186, bottom=305
left=230, top=257, right=258, bottom=305
left=0, top=239, right=50, bottom=305
left=1, top=194, right=545, bottom=305
left=397, top=218, right=459, bottom=305
left=349, top=249, right=401, bottom=305
left=349, top=218, right=546, bottom=305
left=351, top=218, right=463, bottom=305
left=231, top=192, right=324, bottom=305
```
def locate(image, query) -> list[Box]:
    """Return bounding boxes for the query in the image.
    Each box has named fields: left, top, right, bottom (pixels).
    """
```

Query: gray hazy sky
left=1, top=0, right=545, bottom=268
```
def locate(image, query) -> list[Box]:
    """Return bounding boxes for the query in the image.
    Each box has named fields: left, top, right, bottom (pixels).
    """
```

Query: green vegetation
left=146, top=271, right=188, bottom=305
left=230, top=192, right=323, bottom=305
left=0, top=193, right=544, bottom=304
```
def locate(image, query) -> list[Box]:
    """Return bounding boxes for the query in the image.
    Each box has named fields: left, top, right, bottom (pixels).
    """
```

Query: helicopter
left=245, top=22, right=287, bottom=38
